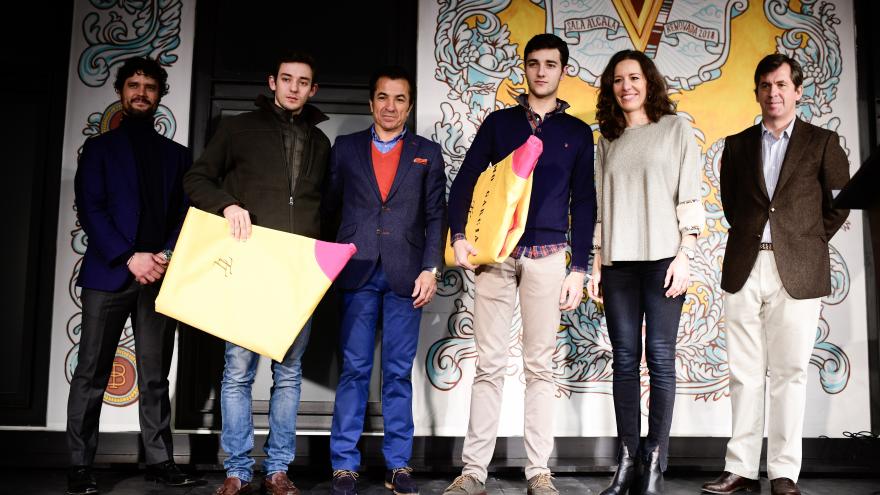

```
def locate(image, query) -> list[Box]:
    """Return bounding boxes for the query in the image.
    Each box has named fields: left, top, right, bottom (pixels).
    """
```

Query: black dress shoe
left=636, top=447, right=663, bottom=495
left=702, top=471, right=761, bottom=494
left=145, top=460, right=199, bottom=486
left=600, top=444, right=638, bottom=495
left=67, top=466, right=98, bottom=495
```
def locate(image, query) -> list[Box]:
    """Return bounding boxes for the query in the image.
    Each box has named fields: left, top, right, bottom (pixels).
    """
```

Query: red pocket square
left=413, top=157, right=428, bottom=165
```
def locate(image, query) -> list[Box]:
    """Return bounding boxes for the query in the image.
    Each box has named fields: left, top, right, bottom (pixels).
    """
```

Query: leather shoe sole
left=384, top=480, right=419, bottom=494
left=702, top=486, right=761, bottom=495
left=702, top=484, right=761, bottom=494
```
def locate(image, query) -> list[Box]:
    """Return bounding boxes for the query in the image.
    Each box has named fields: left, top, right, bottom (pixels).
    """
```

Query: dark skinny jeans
left=602, top=257, right=684, bottom=471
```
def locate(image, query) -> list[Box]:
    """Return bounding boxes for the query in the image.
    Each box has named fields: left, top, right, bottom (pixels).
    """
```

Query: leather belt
left=759, top=242, right=773, bottom=251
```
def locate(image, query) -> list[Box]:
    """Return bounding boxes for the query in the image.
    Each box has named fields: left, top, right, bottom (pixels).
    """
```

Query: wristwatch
left=162, top=249, right=173, bottom=262
left=678, top=245, right=695, bottom=260
left=425, top=267, right=442, bottom=281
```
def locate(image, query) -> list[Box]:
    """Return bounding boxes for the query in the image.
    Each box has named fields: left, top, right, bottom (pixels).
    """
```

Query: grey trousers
left=67, top=279, right=178, bottom=466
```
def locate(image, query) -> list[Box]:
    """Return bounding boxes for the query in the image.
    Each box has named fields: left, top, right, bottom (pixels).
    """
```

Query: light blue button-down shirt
left=760, top=117, right=796, bottom=243
left=370, top=125, right=407, bottom=154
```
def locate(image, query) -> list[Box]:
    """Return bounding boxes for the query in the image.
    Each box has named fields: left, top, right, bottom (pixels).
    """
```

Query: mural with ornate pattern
left=423, top=0, right=855, bottom=417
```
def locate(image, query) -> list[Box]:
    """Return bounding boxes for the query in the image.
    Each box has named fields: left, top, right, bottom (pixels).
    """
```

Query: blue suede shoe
left=330, top=470, right=359, bottom=495
left=385, top=467, right=418, bottom=495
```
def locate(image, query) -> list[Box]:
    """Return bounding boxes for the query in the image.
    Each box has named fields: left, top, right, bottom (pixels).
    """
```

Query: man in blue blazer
left=325, top=66, right=446, bottom=495
left=67, top=57, right=194, bottom=495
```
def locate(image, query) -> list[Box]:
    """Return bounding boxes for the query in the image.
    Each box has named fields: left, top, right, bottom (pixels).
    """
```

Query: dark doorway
left=0, top=1, right=72, bottom=426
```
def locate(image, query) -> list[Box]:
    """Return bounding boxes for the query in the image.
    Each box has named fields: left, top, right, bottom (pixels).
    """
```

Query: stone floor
left=4, top=467, right=879, bottom=494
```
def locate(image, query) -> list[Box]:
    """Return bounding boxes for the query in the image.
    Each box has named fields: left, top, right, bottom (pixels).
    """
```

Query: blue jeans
left=602, top=258, right=683, bottom=471
left=330, top=264, right=422, bottom=470
left=220, top=320, right=312, bottom=482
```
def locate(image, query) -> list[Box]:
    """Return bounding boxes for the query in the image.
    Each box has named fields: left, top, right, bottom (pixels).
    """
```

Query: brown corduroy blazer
left=719, top=118, right=850, bottom=299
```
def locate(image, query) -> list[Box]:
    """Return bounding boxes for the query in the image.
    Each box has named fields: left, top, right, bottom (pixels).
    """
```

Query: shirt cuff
left=591, top=222, right=602, bottom=254
left=676, top=199, right=705, bottom=236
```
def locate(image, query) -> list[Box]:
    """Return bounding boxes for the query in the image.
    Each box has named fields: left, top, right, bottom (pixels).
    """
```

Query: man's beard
left=124, top=99, right=157, bottom=118
left=125, top=108, right=156, bottom=119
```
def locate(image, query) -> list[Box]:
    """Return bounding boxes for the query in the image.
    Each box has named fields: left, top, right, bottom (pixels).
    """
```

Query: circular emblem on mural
left=103, top=346, right=139, bottom=407
left=82, top=102, right=177, bottom=142
left=99, top=101, right=126, bottom=132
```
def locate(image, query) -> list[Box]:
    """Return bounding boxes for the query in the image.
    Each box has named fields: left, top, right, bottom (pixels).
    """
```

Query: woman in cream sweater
left=587, top=50, right=705, bottom=495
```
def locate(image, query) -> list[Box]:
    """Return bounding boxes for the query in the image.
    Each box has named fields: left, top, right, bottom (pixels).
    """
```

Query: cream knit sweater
left=592, top=114, right=705, bottom=265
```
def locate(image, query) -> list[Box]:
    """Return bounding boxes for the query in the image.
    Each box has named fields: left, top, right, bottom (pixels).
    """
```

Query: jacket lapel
left=773, top=118, right=808, bottom=196
left=384, top=132, right=417, bottom=202
left=358, top=129, right=383, bottom=203
left=745, top=124, right=769, bottom=200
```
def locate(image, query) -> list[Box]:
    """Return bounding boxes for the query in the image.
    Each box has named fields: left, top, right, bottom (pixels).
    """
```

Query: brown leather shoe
left=702, top=471, right=761, bottom=494
left=263, top=472, right=301, bottom=495
left=215, top=476, right=251, bottom=495
left=770, top=478, right=800, bottom=495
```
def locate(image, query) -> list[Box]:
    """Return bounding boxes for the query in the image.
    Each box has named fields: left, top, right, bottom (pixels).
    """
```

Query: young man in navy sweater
left=443, top=34, right=596, bottom=495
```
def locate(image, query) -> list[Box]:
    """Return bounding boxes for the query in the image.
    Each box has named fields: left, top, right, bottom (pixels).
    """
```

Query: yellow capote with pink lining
left=444, top=135, right=543, bottom=266
left=156, top=207, right=356, bottom=361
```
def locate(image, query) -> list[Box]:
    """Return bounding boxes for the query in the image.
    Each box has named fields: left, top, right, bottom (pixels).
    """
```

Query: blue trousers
left=220, top=320, right=312, bottom=482
left=330, top=264, right=422, bottom=470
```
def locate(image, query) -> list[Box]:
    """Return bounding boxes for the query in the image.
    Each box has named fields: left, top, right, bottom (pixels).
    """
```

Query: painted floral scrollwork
left=79, top=0, right=182, bottom=87
left=424, top=0, right=853, bottom=404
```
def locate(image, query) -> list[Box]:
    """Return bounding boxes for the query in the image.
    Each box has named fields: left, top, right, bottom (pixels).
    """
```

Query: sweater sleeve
left=591, top=137, right=605, bottom=253
left=569, top=126, right=596, bottom=270
left=447, top=112, right=495, bottom=238
left=674, top=117, right=705, bottom=236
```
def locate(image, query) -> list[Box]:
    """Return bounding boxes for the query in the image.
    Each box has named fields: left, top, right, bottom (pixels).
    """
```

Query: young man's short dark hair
left=753, top=53, right=804, bottom=93
left=272, top=50, right=318, bottom=82
left=524, top=33, right=569, bottom=68
left=113, top=57, right=169, bottom=96
left=369, top=65, right=416, bottom=105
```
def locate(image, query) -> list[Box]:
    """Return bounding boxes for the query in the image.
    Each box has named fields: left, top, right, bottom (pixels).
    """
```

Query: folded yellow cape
left=445, top=135, right=543, bottom=266
left=156, top=207, right=356, bottom=361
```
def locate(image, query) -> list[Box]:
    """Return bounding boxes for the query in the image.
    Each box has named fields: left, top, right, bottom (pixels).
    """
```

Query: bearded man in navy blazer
left=67, top=57, right=194, bottom=495
left=324, top=66, right=446, bottom=495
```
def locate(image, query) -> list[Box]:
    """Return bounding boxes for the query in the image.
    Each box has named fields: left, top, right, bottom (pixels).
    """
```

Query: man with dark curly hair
left=68, top=56, right=196, bottom=495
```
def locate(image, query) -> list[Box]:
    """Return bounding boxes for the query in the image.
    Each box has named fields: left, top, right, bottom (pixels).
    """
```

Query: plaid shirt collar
left=516, top=94, right=570, bottom=131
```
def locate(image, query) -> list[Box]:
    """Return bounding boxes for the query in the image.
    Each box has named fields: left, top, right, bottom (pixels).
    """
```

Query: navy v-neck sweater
left=447, top=105, right=596, bottom=269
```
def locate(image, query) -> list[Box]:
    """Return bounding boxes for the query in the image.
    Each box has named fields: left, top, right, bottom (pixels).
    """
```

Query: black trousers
left=66, top=279, right=177, bottom=466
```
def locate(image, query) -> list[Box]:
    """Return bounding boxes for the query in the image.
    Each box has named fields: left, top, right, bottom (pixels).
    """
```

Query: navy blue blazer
left=324, top=129, right=446, bottom=297
left=74, top=126, right=191, bottom=292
